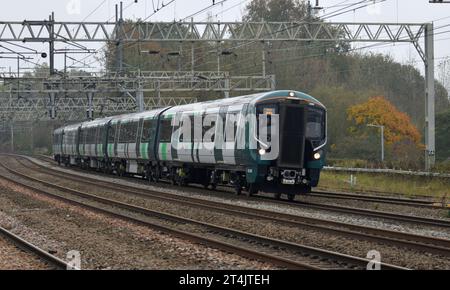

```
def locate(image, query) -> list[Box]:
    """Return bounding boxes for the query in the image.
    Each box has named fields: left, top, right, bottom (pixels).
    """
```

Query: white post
left=424, top=23, right=436, bottom=171
left=368, top=124, right=384, bottom=162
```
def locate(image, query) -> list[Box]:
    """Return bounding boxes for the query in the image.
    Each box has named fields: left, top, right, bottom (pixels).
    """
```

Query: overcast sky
left=1, top=0, right=450, bottom=84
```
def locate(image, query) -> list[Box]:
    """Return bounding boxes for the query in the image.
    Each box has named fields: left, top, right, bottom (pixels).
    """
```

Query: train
left=53, top=90, right=327, bottom=200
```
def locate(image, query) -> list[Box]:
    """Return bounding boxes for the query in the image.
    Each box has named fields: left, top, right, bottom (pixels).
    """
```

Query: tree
left=436, top=110, right=450, bottom=161
left=243, top=0, right=309, bottom=22
left=346, top=96, right=424, bottom=168
left=347, top=96, right=422, bottom=146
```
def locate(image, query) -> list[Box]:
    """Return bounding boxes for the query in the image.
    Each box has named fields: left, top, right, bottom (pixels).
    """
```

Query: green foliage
left=243, top=0, right=309, bottom=22
left=436, top=110, right=450, bottom=161
left=434, top=160, right=450, bottom=173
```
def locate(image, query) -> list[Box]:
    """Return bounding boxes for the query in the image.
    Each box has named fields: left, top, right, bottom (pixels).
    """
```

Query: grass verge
left=318, top=171, right=450, bottom=200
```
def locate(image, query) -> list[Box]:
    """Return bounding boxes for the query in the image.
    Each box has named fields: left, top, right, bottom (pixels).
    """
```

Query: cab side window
left=159, top=118, right=173, bottom=142
left=141, top=119, right=155, bottom=143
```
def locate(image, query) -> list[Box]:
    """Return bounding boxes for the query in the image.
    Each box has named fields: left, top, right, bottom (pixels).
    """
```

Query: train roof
left=109, top=107, right=168, bottom=123
left=160, top=90, right=325, bottom=116
left=80, top=116, right=114, bottom=128
left=54, top=90, right=324, bottom=132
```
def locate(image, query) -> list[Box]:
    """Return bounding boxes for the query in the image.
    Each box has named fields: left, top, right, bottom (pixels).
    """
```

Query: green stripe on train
left=97, top=144, right=102, bottom=156
left=107, top=143, right=114, bottom=157
left=140, top=143, right=149, bottom=159
left=160, top=142, right=168, bottom=160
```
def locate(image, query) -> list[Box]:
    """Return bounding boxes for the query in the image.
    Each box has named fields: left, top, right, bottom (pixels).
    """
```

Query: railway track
left=0, top=156, right=407, bottom=270
left=0, top=225, right=69, bottom=270
left=9, top=155, right=450, bottom=258
left=309, top=190, right=448, bottom=209
left=34, top=154, right=449, bottom=209
left=28, top=154, right=450, bottom=228
left=14, top=156, right=450, bottom=257
left=260, top=196, right=450, bottom=228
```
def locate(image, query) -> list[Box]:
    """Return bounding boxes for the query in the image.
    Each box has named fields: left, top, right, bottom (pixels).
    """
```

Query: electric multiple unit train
left=53, top=90, right=327, bottom=200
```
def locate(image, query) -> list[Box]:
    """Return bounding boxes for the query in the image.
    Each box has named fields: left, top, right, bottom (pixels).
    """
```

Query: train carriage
left=59, top=123, right=82, bottom=166
left=78, top=117, right=113, bottom=169
left=52, top=127, right=64, bottom=162
left=53, top=90, right=327, bottom=200
left=106, top=109, right=167, bottom=176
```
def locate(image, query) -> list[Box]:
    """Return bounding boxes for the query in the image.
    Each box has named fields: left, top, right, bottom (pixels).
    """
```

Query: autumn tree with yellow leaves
left=347, top=96, right=422, bottom=146
left=346, top=96, right=424, bottom=168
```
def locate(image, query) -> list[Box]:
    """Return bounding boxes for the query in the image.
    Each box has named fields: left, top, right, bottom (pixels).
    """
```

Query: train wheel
left=287, top=193, right=296, bottom=201
left=145, top=167, right=153, bottom=182
left=151, top=167, right=160, bottom=183
left=274, top=192, right=281, bottom=199
left=117, top=163, right=125, bottom=176
left=234, top=185, right=242, bottom=196
left=246, top=184, right=258, bottom=197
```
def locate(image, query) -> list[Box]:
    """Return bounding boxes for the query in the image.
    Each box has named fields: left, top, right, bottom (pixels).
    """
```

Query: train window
left=108, top=123, right=116, bottom=143
left=159, top=118, right=173, bottom=142
left=96, top=127, right=100, bottom=143
left=118, top=122, right=128, bottom=143
left=141, top=119, right=155, bottom=143
left=78, top=129, right=84, bottom=144
left=306, top=108, right=325, bottom=140
left=74, top=131, right=78, bottom=146
left=90, top=127, right=96, bottom=144
left=99, top=126, right=105, bottom=144
left=87, top=128, right=92, bottom=144
left=129, top=121, right=138, bottom=143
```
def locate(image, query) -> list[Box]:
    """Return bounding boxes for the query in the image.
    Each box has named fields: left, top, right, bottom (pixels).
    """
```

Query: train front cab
left=251, top=92, right=326, bottom=200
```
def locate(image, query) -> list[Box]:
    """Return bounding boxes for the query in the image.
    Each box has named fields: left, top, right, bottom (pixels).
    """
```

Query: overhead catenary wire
left=179, top=0, right=390, bottom=71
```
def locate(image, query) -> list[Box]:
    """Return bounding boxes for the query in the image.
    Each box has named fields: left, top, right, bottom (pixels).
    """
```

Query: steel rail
left=0, top=159, right=407, bottom=270
left=15, top=156, right=450, bottom=258
left=0, top=226, right=69, bottom=270
left=309, top=190, right=448, bottom=209
left=30, top=154, right=450, bottom=228
left=259, top=196, right=450, bottom=228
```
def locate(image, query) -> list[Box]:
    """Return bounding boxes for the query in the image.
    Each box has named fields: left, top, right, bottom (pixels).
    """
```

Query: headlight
left=313, top=152, right=321, bottom=160
left=259, top=148, right=266, bottom=155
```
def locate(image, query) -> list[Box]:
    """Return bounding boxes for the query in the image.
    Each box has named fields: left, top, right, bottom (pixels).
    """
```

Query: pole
left=17, top=56, right=20, bottom=98
left=10, top=122, right=14, bottom=152
left=87, top=92, right=94, bottom=120
left=50, top=92, right=56, bottom=119
left=64, top=52, right=67, bottom=76
left=367, top=124, right=384, bottom=163
left=217, top=44, right=220, bottom=73
left=116, top=3, right=124, bottom=74
left=224, top=73, right=230, bottom=98
left=262, top=42, right=266, bottom=77
left=156, top=80, right=161, bottom=107
left=380, top=126, right=384, bottom=162
left=30, top=122, right=34, bottom=154
left=191, top=18, right=195, bottom=74
left=49, top=12, right=55, bottom=75
left=191, top=43, right=195, bottom=74
left=136, top=85, right=144, bottom=112
left=424, top=23, right=436, bottom=171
